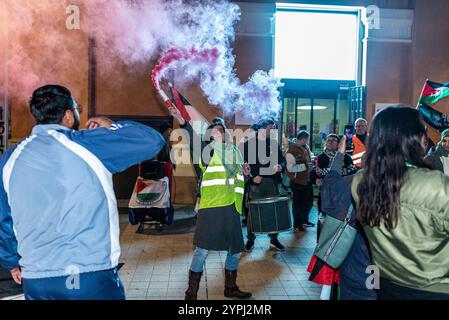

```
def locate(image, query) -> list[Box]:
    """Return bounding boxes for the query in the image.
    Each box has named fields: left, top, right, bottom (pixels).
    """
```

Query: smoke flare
left=4, top=0, right=283, bottom=120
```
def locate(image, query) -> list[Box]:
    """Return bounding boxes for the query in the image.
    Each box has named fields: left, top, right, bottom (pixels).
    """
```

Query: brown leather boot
left=185, top=270, right=203, bottom=300
left=224, top=269, right=252, bottom=299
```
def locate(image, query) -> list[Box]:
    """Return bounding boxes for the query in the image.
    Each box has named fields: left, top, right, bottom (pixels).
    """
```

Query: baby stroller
left=128, top=160, right=174, bottom=233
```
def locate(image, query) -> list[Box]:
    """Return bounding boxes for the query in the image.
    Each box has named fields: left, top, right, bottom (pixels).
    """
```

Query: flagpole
left=416, top=79, right=428, bottom=108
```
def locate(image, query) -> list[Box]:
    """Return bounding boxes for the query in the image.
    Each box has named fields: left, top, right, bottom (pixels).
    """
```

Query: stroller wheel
left=157, top=224, right=163, bottom=233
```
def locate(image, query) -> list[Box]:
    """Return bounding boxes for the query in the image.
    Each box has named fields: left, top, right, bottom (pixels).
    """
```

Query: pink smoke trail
left=152, top=47, right=283, bottom=120
left=151, top=47, right=220, bottom=90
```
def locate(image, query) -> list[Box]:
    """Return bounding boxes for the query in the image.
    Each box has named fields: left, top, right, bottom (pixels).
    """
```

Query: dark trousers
left=247, top=228, right=278, bottom=241
left=22, top=268, right=125, bottom=300
left=378, top=278, right=449, bottom=300
left=291, top=181, right=314, bottom=228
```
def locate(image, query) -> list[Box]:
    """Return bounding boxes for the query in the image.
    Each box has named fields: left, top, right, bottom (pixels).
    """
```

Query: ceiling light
left=297, top=105, right=327, bottom=110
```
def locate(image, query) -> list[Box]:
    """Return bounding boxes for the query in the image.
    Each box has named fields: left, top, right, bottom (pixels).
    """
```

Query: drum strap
left=279, top=181, right=290, bottom=195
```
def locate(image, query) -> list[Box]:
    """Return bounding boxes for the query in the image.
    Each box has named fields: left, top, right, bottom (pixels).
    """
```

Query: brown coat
left=285, top=143, right=311, bottom=185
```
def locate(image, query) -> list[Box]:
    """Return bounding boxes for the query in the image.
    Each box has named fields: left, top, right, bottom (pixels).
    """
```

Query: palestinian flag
left=419, top=80, right=449, bottom=105
left=307, top=255, right=340, bottom=286
left=417, top=102, right=449, bottom=132
left=167, top=86, right=209, bottom=179
left=136, top=177, right=168, bottom=204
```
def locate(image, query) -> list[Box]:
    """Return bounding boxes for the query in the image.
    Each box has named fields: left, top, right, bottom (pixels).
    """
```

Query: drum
left=248, top=197, right=292, bottom=234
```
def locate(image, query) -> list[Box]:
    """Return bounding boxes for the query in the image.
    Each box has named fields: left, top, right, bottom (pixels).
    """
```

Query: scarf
left=324, top=149, right=337, bottom=159
left=210, top=141, right=243, bottom=191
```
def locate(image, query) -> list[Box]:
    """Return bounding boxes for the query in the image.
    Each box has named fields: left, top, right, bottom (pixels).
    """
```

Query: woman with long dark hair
left=352, top=105, right=449, bottom=299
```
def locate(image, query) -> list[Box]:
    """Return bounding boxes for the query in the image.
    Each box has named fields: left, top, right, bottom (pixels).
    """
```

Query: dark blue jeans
left=22, top=268, right=125, bottom=300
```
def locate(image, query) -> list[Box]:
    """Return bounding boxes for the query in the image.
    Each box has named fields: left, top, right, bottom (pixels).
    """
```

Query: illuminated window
left=274, top=5, right=360, bottom=81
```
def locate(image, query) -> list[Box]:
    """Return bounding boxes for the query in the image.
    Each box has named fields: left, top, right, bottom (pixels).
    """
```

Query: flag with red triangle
left=419, top=80, right=449, bottom=105
left=417, top=79, right=449, bottom=132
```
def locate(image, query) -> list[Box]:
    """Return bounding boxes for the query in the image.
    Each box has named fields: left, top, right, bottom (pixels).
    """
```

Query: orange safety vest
left=352, top=135, right=366, bottom=168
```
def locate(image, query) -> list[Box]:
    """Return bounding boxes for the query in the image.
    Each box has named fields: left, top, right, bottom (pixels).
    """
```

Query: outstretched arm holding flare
left=167, top=105, right=251, bottom=176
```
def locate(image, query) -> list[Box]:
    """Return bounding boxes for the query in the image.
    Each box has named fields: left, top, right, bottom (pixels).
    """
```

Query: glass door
left=310, top=99, right=334, bottom=154
left=281, top=93, right=350, bottom=154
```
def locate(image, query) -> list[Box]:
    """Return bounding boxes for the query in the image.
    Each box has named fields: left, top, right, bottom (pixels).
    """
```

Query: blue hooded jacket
left=0, top=121, right=164, bottom=279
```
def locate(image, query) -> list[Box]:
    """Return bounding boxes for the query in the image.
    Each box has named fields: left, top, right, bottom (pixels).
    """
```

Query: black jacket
left=240, top=134, right=286, bottom=184
left=310, top=151, right=357, bottom=184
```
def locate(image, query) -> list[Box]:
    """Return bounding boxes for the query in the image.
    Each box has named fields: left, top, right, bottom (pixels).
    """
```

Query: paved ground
left=120, top=206, right=321, bottom=300
left=0, top=206, right=321, bottom=300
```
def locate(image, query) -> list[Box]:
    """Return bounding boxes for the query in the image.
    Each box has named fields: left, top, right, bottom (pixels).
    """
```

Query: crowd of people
left=0, top=84, right=448, bottom=300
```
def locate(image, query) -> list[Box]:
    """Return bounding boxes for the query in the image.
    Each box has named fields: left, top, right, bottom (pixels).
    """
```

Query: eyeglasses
left=355, top=124, right=366, bottom=128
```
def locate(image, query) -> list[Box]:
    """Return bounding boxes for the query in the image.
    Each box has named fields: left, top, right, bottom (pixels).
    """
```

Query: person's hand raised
left=338, top=136, right=347, bottom=154
left=85, top=116, right=113, bottom=129
left=168, top=106, right=186, bottom=126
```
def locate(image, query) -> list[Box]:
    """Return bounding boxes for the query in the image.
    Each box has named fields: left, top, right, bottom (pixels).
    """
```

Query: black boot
left=185, top=270, right=203, bottom=300
left=224, top=269, right=252, bottom=299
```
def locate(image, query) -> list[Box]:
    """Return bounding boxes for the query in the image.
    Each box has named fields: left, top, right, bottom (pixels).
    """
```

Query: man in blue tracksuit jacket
left=0, top=84, right=165, bottom=300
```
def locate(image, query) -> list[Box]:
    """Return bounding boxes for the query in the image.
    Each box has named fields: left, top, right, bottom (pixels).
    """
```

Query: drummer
left=241, top=117, right=287, bottom=252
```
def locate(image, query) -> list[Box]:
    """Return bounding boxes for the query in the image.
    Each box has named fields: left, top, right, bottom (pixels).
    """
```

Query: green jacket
left=352, top=168, right=449, bottom=294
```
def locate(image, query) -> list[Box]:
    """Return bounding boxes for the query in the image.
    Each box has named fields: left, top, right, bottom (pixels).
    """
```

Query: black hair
left=159, top=122, right=172, bottom=134
left=203, top=122, right=226, bottom=143
left=250, top=123, right=260, bottom=132
left=357, top=105, right=428, bottom=229
left=211, top=117, right=226, bottom=128
left=29, top=85, right=75, bottom=124
left=207, top=122, right=225, bottom=131
left=257, top=117, right=275, bottom=129
left=297, top=130, right=310, bottom=140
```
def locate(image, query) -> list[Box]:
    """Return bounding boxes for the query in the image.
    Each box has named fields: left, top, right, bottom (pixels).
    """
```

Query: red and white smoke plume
left=3, top=0, right=282, bottom=119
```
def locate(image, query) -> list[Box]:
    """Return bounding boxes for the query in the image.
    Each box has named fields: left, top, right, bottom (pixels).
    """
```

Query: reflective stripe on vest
left=352, top=136, right=366, bottom=168
left=202, top=178, right=234, bottom=187
left=235, top=187, right=244, bottom=194
left=205, top=166, right=226, bottom=173
left=352, top=151, right=365, bottom=164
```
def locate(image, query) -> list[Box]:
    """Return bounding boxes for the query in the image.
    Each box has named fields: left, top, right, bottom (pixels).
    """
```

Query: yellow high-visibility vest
left=198, top=146, right=245, bottom=214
